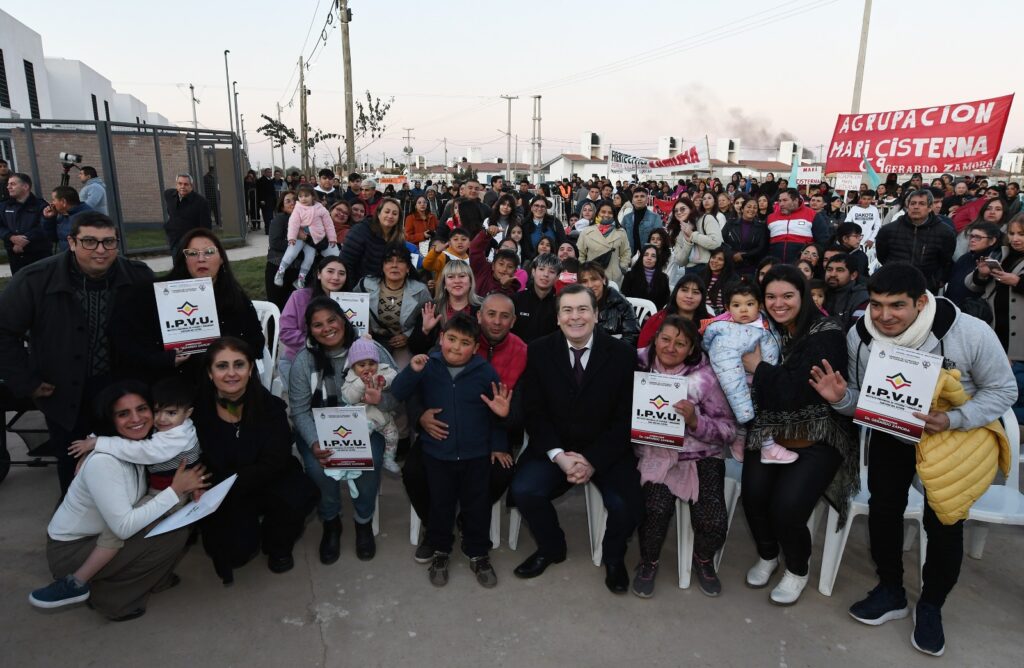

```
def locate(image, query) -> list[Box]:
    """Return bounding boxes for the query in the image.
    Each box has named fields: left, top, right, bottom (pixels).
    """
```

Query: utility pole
left=189, top=83, right=199, bottom=132
left=443, top=137, right=448, bottom=167
left=338, top=0, right=356, bottom=171
left=402, top=127, right=414, bottom=174
left=500, top=94, right=518, bottom=182
left=850, top=0, right=872, bottom=114
left=223, top=50, right=234, bottom=136
left=299, top=56, right=308, bottom=174
left=276, top=102, right=286, bottom=172
left=232, top=81, right=242, bottom=147
left=239, top=113, right=249, bottom=157
left=531, top=95, right=542, bottom=181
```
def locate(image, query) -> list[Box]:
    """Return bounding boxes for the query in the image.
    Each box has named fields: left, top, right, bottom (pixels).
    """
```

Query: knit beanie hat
left=346, top=337, right=379, bottom=369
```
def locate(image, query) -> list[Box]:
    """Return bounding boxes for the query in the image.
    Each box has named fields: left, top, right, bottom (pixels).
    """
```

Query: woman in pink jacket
left=274, top=184, right=338, bottom=289
left=631, top=314, right=737, bottom=599
left=277, top=256, right=349, bottom=389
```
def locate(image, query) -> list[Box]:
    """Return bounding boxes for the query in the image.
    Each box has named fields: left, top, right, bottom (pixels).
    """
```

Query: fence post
left=96, top=121, right=127, bottom=255
left=23, top=121, right=42, bottom=199
left=231, top=134, right=247, bottom=240
left=152, top=126, right=168, bottom=229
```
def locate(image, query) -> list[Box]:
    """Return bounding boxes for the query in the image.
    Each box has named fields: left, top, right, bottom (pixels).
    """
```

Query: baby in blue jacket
left=391, top=313, right=510, bottom=589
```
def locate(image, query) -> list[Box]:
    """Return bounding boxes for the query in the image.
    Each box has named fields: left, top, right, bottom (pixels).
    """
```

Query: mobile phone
left=983, top=258, right=1002, bottom=270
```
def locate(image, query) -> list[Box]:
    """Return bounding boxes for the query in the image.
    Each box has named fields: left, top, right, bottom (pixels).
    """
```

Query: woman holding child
left=738, top=265, right=858, bottom=606
left=35, top=381, right=206, bottom=620
left=289, top=297, right=395, bottom=565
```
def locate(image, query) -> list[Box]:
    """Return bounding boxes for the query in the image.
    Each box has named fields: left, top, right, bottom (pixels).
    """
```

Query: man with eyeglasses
left=509, top=283, right=642, bottom=594
left=163, top=173, right=211, bottom=256
left=1, top=172, right=51, bottom=273
left=0, top=211, right=155, bottom=495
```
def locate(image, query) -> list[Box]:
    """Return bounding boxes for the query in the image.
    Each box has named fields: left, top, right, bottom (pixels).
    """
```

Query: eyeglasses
left=76, top=236, right=119, bottom=250
left=968, top=234, right=991, bottom=241
left=182, top=246, right=219, bottom=259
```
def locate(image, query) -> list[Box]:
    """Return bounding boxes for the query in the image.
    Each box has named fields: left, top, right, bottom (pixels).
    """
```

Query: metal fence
left=0, top=118, right=248, bottom=256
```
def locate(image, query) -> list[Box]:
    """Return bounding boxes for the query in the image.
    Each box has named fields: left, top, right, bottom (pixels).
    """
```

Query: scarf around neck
left=863, top=290, right=937, bottom=349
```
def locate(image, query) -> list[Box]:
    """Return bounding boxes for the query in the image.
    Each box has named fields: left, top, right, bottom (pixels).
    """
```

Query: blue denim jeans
left=1012, top=361, right=1024, bottom=425
left=296, top=431, right=384, bottom=524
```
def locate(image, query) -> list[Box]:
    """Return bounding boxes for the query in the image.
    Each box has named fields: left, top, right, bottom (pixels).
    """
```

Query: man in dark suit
left=509, top=283, right=642, bottom=593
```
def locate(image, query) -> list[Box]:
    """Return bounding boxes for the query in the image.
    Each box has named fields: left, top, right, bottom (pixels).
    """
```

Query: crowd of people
left=1, top=163, right=1021, bottom=659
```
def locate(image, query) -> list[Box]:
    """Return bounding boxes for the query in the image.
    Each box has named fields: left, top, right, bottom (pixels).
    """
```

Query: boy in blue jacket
left=391, top=313, right=511, bottom=588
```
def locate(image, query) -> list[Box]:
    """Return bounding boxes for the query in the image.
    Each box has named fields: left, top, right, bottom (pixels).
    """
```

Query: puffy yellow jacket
left=916, top=368, right=1011, bottom=525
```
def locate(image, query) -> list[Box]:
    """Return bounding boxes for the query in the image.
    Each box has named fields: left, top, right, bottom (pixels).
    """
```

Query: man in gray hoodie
left=78, top=166, right=108, bottom=215
left=809, top=262, right=1015, bottom=658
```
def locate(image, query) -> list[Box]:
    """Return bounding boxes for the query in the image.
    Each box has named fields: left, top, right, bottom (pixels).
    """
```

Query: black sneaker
left=912, top=601, right=945, bottom=657
left=428, top=552, right=450, bottom=587
left=631, top=561, right=658, bottom=598
left=849, top=584, right=909, bottom=626
left=470, top=556, right=498, bottom=588
left=692, top=555, right=722, bottom=597
left=414, top=540, right=434, bottom=564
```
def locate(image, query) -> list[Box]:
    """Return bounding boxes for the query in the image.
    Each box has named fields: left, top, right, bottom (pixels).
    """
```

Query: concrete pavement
left=2, top=427, right=1021, bottom=668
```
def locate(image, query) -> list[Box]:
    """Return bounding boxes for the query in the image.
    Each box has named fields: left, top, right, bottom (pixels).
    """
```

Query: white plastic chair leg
left=676, top=499, right=694, bottom=588
left=584, top=482, right=607, bottom=567
left=489, top=500, right=501, bottom=550
left=902, top=523, right=918, bottom=552
left=967, top=522, right=989, bottom=560
left=716, top=477, right=742, bottom=572
left=410, top=506, right=421, bottom=546
left=817, top=507, right=852, bottom=597
left=508, top=508, right=522, bottom=550
left=372, top=491, right=380, bottom=536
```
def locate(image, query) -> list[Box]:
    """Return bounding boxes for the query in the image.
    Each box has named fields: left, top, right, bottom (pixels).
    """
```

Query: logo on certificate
left=649, top=395, right=669, bottom=410
left=333, top=425, right=352, bottom=438
left=177, top=302, right=199, bottom=317
left=885, top=373, right=911, bottom=390
left=343, top=307, right=358, bottom=321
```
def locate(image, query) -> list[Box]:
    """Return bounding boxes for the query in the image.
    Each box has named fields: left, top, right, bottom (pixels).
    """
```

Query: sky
left=11, top=0, right=1022, bottom=170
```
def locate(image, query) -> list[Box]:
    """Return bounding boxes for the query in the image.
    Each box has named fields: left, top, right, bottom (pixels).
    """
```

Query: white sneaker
left=273, top=271, right=285, bottom=287
left=293, top=275, right=307, bottom=290
left=382, top=456, right=401, bottom=476
left=745, top=557, right=779, bottom=588
left=769, top=570, right=808, bottom=606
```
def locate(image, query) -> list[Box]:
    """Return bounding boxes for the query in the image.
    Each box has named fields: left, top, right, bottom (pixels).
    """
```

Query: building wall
left=10, top=127, right=190, bottom=224
left=0, top=9, right=54, bottom=119
left=45, top=58, right=116, bottom=121
left=113, top=93, right=149, bottom=125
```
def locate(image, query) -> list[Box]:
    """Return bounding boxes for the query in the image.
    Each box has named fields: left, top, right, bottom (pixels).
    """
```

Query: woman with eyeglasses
left=111, top=228, right=265, bottom=385
left=521, top=195, right=567, bottom=264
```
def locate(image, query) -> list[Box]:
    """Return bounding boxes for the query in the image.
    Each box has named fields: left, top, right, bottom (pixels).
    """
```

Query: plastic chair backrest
left=626, top=297, right=657, bottom=328
left=252, top=300, right=281, bottom=390
left=999, top=409, right=1020, bottom=491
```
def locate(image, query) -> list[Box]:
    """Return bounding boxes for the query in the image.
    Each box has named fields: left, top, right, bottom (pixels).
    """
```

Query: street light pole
left=850, top=0, right=872, bottom=114
left=500, top=94, right=518, bottom=183
left=189, top=83, right=199, bottom=132
left=232, top=81, right=242, bottom=147
left=223, top=50, right=234, bottom=136
left=338, top=0, right=356, bottom=172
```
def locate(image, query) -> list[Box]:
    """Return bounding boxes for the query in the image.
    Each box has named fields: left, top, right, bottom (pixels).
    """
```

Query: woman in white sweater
left=43, top=382, right=206, bottom=621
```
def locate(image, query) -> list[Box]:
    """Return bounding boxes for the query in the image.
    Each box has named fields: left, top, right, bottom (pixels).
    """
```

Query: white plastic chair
left=507, top=433, right=607, bottom=566
left=626, top=297, right=657, bottom=328
left=251, top=300, right=281, bottom=391
left=965, top=409, right=1024, bottom=559
left=409, top=502, right=502, bottom=550
left=607, top=280, right=619, bottom=292
left=818, top=427, right=927, bottom=596
left=675, top=457, right=742, bottom=588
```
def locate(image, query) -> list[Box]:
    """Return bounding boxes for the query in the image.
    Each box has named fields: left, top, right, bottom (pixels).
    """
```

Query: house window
left=0, top=50, right=10, bottom=109
left=23, top=60, right=40, bottom=118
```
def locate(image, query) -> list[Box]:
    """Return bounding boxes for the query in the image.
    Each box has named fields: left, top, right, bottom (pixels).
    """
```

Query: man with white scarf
left=808, top=262, right=1015, bottom=658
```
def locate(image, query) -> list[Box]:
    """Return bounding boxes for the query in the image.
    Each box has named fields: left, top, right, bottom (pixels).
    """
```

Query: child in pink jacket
left=274, top=184, right=338, bottom=289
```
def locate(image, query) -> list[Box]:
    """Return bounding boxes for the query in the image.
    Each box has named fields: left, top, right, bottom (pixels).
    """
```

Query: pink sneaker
left=760, top=443, right=798, bottom=464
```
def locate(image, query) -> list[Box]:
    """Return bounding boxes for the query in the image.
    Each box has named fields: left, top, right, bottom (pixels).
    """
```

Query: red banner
left=651, top=197, right=674, bottom=224
left=825, top=94, right=1014, bottom=175
left=647, top=143, right=709, bottom=170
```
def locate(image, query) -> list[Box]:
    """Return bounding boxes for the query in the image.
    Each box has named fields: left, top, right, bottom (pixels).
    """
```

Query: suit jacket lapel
left=579, top=331, right=611, bottom=389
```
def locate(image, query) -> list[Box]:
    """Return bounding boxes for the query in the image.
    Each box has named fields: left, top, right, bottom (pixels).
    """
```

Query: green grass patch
left=231, top=256, right=268, bottom=301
